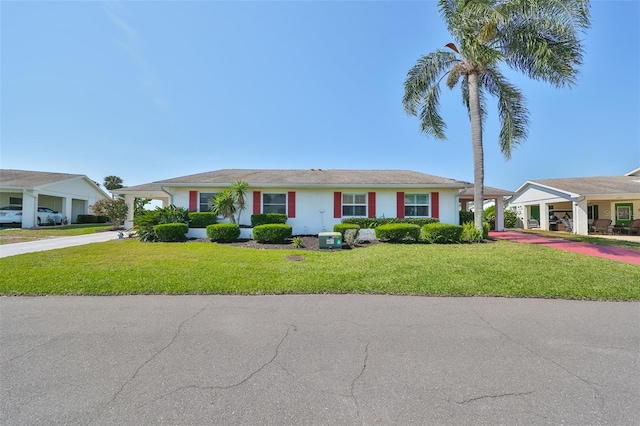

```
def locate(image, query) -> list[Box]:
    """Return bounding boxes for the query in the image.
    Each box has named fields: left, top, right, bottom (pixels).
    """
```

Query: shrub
left=291, top=236, right=305, bottom=248
left=483, top=222, right=490, bottom=239
left=460, top=211, right=474, bottom=224
left=157, top=204, right=190, bottom=225
left=504, top=209, right=518, bottom=228
left=77, top=214, right=98, bottom=224
left=134, top=210, right=161, bottom=228
left=251, top=213, right=288, bottom=227
left=375, top=223, right=421, bottom=243
left=341, top=217, right=439, bottom=228
left=188, top=212, right=217, bottom=228
left=153, top=223, right=188, bottom=242
left=421, top=223, right=463, bottom=244
left=96, top=215, right=109, bottom=223
left=206, top=224, right=240, bottom=243
left=483, top=206, right=518, bottom=230
left=334, top=223, right=360, bottom=239
left=253, top=224, right=292, bottom=243
left=461, top=221, right=483, bottom=243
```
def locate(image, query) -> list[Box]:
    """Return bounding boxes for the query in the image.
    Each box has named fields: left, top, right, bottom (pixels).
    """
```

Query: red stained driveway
left=489, top=231, right=640, bottom=265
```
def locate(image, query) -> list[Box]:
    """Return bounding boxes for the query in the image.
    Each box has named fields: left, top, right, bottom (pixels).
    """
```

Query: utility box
left=318, top=231, right=342, bottom=249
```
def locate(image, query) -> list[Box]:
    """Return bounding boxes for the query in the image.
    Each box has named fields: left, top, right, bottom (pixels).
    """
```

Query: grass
left=0, top=224, right=114, bottom=244
left=512, top=229, right=640, bottom=250
left=1, top=240, right=638, bottom=300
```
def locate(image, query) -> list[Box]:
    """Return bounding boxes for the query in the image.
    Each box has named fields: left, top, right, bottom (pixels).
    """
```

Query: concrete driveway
left=0, top=230, right=122, bottom=258
left=1, top=295, right=638, bottom=425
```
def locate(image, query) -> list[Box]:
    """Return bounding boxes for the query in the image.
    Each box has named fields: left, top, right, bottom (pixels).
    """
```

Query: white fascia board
left=154, top=183, right=467, bottom=189
left=0, top=185, right=30, bottom=191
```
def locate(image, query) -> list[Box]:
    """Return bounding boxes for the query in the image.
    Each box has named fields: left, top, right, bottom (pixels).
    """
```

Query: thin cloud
left=101, top=1, right=170, bottom=110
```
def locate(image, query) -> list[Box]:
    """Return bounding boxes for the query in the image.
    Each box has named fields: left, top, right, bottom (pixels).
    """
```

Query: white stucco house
left=508, top=167, right=640, bottom=235
left=115, top=169, right=475, bottom=235
left=0, top=169, right=110, bottom=228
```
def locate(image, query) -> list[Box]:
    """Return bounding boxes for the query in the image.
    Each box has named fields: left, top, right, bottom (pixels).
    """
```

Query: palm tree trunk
left=468, top=72, right=485, bottom=233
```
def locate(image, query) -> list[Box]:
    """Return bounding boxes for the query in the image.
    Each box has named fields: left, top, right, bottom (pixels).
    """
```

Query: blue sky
left=2, top=0, right=638, bottom=191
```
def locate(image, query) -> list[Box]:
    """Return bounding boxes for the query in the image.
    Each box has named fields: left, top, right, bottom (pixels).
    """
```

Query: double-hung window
left=342, top=193, right=367, bottom=217
left=404, top=194, right=430, bottom=217
left=263, top=193, right=287, bottom=214
left=199, top=192, right=217, bottom=212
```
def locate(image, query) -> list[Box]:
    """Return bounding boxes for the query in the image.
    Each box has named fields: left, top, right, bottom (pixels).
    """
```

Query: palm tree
left=103, top=175, right=124, bottom=198
left=211, top=190, right=237, bottom=224
left=231, top=180, right=249, bottom=225
left=403, top=0, right=590, bottom=231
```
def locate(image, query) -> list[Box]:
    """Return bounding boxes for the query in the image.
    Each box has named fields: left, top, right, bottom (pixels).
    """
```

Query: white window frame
left=263, top=193, right=287, bottom=214
left=199, top=192, right=217, bottom=212
left=404, top=193, right=430, bottom=217
left=342, top=193, right=367, bottom=217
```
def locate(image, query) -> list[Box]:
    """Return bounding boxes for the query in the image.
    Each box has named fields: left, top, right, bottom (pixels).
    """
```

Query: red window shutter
left=397, top=192, right=405, bottom=218
left=189, top=191, right=198, bottom=212
left=287, top=192, right=296, bottom=218
left=431, top=192, right=439, bottom=218
left=253, top=191, right=261, bottom=215
left=334, top=192, right=342, bottom=218
left=368, top=192, right=376, bottom=218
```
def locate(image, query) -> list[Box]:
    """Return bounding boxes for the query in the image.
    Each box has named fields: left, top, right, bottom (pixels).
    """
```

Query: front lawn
left=1, top=240, right=638, bottom=300
left=0, top=224, right=114, bottom=244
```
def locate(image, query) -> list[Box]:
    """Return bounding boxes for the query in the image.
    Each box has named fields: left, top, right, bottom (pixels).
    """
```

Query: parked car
left=0, top=205, right=23, bottom=225
left=0, top=205, right=64, bottom=226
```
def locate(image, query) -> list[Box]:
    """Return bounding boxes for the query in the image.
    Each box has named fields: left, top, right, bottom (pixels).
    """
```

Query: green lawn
left=0, top=224, right=114, bottom=244
left=1, top=240, right=638, bottom=300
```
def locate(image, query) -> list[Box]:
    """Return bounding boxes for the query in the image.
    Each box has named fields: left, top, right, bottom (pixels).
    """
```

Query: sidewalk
left=0, top=231, right=123, bottom=258
left=489, top=231, right=640, bottom=265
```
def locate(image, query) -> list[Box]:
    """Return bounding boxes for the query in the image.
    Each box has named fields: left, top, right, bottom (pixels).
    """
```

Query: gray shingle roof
left=153, top=169, right=470, bottom=187
left=0, top=169, right=84, bottom=188
left=531, top=176, right=640, bottom=196
left=459, top=186, right=514, bottom=199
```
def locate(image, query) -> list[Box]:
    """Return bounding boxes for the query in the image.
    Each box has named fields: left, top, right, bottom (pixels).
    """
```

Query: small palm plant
left=212, top=190, right=237, bottom=223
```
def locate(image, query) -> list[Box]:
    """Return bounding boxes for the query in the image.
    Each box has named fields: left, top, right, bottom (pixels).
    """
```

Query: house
left=114, top=169, right=472, bottom=235
left=0, top=169, right=110, bottom=228
left=508, top=168, right=640, bottom=235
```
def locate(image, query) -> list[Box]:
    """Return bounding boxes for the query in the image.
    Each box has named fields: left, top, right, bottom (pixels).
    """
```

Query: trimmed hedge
left=77, top=214, right=98, bottom=224
left=253, top=224, right=292, bottom=243
left=375, top=223, right=421, bottom=243
left=188, top=212, right=217, bottom=228
left=333, top=223, right=360, bottom=238
left=341, top=217, right=439, bottom=228
left=206, top=224, right=240, bottom=243
left=459, top=211, right=474, bottom=225
left=251, top=213, right=288, bottom=227
left=153, top=223, right=188, bottom=242
left=421, top=223, right=463, bottom=244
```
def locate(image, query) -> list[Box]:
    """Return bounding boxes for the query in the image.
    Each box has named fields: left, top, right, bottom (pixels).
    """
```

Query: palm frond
left=403, top=50, right=459, bottom=139
left=482, top=68, right=529, bottom=159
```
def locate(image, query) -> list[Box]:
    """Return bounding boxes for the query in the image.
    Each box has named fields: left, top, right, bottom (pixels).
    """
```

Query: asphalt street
left=1, top=295, right=638, bottom=425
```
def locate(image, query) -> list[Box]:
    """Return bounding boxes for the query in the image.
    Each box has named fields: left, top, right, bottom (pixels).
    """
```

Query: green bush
left=206, top=224, right=240, bottom=243
left=333, top=223, right=360, bottom=238
left=459, top=211, right=474, bottom=224
left=483, top=222, right=490, bottom=239
left=483, top=206, right=518, bottom=230
left=77, top=214, right=98, bottom=224
left=188, top=212, right=217, bottom=228
left=251, top=213, right=288, bottom=227
left=96, top=215, right=109, bottom=223
left=341, top=217, right=439, bottom=228
left=253, top=224, right=293, bottom=243
left=134, top=210, right=161, bottom=228
left=153, top=223, right=188, bottom=242
left=504, top=209, right=517, bottom=228
left=421, top=223, right=463, bottom=244
left=375, top=223, right=421, bottom=243
left=461, top=221, right=483, bottom=243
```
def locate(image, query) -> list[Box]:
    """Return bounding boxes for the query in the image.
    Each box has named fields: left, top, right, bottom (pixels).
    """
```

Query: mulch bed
left=188, top=235, right=379, bottom=251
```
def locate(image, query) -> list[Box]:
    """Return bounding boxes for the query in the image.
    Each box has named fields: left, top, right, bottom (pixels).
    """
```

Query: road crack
left=456, top=391, right=533, bottom=405
left=350, top=342, right=370, bottom=419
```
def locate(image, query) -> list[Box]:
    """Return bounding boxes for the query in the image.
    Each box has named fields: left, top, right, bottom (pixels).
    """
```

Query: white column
left=124, top=194, right=135, bottom=229
left=21, top=190, right=37, bottom=228
left=574, top=198, right=588, bottom=235
left=540, top=203, right=549, bottom=231
left=64, top=197, right=73, bottom=225
left=495, top=198, right=505, bottom=231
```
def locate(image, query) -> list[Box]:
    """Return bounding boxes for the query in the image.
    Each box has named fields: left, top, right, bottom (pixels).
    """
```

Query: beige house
left=0, top=169, right=109, bottom=227
left=508, top=167, right=640, bottom=235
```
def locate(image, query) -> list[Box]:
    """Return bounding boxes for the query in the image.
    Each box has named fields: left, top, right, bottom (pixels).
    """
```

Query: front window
left=404, top=194, right=430, bottom=217
left=342, top=193, right=366, bottom=217
left=263, top=193, right=286, bottom=214
left=200, top=192, right=217, bottom=212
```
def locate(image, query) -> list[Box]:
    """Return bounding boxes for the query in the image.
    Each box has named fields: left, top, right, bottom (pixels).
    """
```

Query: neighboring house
left=508, top=168, right=640, bottom=235
left=458, top=186, right=515, bottom=231
left=115, top=169, right=472, bottom=235
left=0, top=169, right=110, bottom=228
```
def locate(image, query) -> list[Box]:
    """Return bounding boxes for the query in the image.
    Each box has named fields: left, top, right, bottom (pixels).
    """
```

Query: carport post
left=21, top=190, right=37, bottom=228
left=124, top=194, right=135, bottom=230
left=495, top=197, right=505, bottom=231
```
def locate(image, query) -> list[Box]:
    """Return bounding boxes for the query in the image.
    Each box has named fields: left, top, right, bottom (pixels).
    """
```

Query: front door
left=614, top=203, right=633, bottom=226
